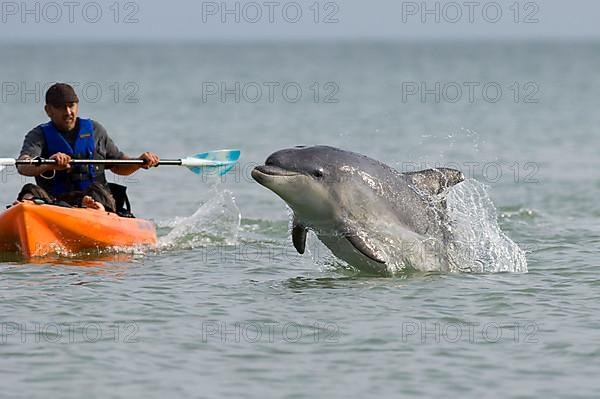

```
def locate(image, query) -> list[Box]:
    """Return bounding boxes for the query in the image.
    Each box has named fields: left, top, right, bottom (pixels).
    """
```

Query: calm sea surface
left=1, top=41, right=600, bottom=398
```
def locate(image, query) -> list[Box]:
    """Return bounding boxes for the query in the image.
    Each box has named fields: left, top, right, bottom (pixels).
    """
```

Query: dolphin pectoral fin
left=345, top=234, right=386, bottom=264
left=405, top=168, right=465, bottom=195
left=292, top=219, right=308, bottom=254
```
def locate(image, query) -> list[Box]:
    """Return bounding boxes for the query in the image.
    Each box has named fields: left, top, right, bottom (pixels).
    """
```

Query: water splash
left=304, top=231, right=356, bottom=274
left=157, top=189, right=241, bottom=250
left=446, top=179, right=528, bottom=273
left=303, top=179, right=527, bottom=275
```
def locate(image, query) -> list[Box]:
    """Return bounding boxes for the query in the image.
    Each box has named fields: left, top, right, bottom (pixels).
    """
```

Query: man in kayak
left=15, top=83, right=159, bottom=213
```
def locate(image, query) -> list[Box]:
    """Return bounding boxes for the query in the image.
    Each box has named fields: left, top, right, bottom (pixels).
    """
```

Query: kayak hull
left=0, top=202, right=157, bottom=258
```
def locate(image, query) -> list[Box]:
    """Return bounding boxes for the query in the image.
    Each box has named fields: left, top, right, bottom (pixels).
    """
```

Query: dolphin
left=251, top=146, right=465, bottom=273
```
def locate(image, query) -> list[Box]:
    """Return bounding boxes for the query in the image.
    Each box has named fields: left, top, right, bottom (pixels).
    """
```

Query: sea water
left=1, top=41, right=600, bottom=398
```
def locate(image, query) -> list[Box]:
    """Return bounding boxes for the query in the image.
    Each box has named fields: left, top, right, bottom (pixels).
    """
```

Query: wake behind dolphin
left=252, top=145, right=527, bottom=274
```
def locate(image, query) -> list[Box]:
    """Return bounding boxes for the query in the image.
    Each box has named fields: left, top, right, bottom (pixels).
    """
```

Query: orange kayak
left=0, top=201, right=157, bottom=258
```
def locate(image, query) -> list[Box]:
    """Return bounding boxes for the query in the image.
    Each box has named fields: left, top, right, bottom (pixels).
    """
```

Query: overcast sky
left=0, top=0, right=598, bottom=41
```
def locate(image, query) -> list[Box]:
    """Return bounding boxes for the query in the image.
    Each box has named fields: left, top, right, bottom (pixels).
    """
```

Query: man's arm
left=94, top=121, right=159, bottom=176
left=110, top=153, right=160, bottom=176
left=17, top=154, right=71, bottom=176
left=16, top=128, right=70, bottom=176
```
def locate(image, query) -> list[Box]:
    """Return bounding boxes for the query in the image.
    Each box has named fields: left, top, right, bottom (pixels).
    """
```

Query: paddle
left=0, top=149, right=241, bottom=176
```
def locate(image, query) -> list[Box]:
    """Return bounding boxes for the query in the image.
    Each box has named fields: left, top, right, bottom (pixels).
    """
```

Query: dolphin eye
left=313, top=168, right=324, bottom=178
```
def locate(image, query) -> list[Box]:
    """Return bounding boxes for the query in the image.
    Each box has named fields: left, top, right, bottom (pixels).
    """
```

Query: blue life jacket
left=39, top=118, right=99, bottom=197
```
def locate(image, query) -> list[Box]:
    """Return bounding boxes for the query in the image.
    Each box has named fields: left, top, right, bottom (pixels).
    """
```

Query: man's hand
left=50, top=152, right=71, bottom=171
left=138, top=152, right=160, bottom=169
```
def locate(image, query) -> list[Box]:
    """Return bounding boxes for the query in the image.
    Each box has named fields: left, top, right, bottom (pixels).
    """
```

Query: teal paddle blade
left=185, top=149, right=241, bottom=176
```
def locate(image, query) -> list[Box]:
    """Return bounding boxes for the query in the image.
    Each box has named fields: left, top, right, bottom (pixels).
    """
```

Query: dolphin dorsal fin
left=405, top=168, right=464, bottom=196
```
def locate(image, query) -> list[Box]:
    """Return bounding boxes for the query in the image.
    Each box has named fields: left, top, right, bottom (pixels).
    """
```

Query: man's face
left=45, top=102, right=79, bottom=132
